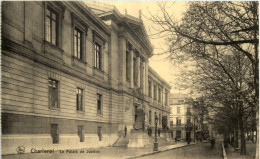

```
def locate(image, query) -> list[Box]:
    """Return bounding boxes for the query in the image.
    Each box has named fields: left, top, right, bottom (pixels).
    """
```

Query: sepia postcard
left=1, top=1, right=258, bottom=159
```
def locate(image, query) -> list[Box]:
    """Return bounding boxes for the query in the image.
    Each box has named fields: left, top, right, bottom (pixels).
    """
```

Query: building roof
left=85, top=2, right=154, bottom=57
left=149, top=66, right=171, bottom=89
left=170, top=93, right=188, bottom=99
left=72, top=1, right=111, bottom=35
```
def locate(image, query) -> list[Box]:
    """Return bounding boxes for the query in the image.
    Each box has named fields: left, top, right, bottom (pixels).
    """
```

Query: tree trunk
left=255, top=112, right=259, bottom=159
left=239, top=119, right=246, bottom=155
left=234, top=122, right=239, bottom=148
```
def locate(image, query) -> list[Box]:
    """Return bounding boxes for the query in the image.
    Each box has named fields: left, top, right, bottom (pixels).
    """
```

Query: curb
left=222, top=142, right=227, bottom=159
left=125, top=143, right=196, bottom=159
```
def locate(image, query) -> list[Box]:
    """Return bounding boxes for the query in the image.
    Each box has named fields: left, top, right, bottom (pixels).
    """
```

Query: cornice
left=149, top=67, right=171, bottom=89
left=64, top=1, right=111, bottom=36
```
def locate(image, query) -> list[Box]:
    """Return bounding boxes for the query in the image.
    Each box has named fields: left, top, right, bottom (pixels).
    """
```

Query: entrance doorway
left=186, top=131, right=191, bottom=141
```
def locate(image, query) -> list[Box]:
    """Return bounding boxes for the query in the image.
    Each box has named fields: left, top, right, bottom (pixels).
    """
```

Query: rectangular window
left=158, top=88, right=161, bottom=102
left=159, top=113, right=161, bottom=125
left=176, top=118, right=181, bottom=125
left=154, top=112, right=157, bottom=124
left=78, top=126, right=84, bottom=142
left=51, top=124, right=59, bottom=144
left=154, top=84, right=157, bottom=100
left=187, top=107, right=191, bottom=115
left=74, top=28, right=82, bottom=59
left=133, top=57, right=137, bottom=86
left=176, top=130, right=181, bottom=138
left=97, top=127, right=102, bottom=141
left=126, top=51, right=129, bottom=81
left=148, top=80, right=152, bottom=97
left=95, top=43, right=102, bottom=69
left=165, top=90, right=168, bottom=105
left=177, top=107, right=180, bottom=114
left=187, top=118, right=191, bottom=124
left=170, top=121, right=173, bottom=126
left=46, top=8, right=58, bottom=45
left=97, top=94, right=102, bottom=114
left=76, top=88, right=83, bottom=111
left=140, top=62, right=143, bottom=88
left=149, top=110, right=152, bottom=124
left=48, top=79, right=59, bottom=108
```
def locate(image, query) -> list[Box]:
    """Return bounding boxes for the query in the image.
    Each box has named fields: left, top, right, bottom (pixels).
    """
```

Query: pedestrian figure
left=158, top=129, right=161, bottom=137
left=149, top=127, right=152, bottom=137
left=124, top=125, right=127, bottom=137
left=187, top=136, right=191, bottom=144
left=147, top=126, right=150, bottom=136
left=211, top=137, right=215, bottom=148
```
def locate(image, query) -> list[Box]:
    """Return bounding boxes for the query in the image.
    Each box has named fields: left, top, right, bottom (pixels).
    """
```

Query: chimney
left=125, top=9, right=128, bottom=16
left=139, top=10, right=142, bottom=19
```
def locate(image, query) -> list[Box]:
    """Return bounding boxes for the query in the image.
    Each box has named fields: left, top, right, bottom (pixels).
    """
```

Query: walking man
left=124, top=125, right=127, bottom=137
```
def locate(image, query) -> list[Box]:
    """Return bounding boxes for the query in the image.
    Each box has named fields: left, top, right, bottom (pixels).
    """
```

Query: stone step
left=113, top=136, right=129, bottom=147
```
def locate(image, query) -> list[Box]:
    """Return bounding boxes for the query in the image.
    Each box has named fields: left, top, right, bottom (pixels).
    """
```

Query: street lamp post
left=194, top=116, right=196, bottom=143
left=154, top=115, right=158, bottom=151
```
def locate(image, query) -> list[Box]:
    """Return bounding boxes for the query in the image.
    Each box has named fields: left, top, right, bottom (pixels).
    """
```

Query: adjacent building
left=1, top=1, right=171, bottom=154
left=169, top=93, right=195, bottom=141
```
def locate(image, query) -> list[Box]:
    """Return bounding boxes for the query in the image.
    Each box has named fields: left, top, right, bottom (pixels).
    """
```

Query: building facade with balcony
left=169, top=93, right=195, bottom=141
left=1, top=1, right=171, bottom=154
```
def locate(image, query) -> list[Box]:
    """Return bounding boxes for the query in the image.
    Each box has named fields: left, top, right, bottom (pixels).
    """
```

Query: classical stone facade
left=1, top=1, right=171, bottom=154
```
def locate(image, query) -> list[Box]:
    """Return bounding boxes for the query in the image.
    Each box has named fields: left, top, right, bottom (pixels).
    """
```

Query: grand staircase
left=112, top=136, right=129, bottom=147
left=113, top=134, right=175, bottom=148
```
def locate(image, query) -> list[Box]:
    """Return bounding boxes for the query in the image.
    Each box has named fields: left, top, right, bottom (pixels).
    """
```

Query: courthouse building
left=1, top=1, right=171, bottom=154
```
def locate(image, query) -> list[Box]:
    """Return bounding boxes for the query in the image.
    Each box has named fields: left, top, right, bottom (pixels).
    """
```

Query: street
left=138, top=142, right=223, bottom=159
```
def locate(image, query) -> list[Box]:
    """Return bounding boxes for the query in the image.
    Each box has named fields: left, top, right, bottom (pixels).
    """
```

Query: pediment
left=124, top=18, right=153, bottom=55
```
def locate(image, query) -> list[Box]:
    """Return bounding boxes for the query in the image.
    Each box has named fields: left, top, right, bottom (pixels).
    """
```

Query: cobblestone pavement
left=138, top=142, right=223, bottom=159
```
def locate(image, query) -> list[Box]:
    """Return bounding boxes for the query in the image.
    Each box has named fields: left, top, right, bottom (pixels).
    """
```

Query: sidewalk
left=2, top=141, right=196, bottom=159
left=125, top=142, right=196, bottom=159
left=225, top=142, right=256, bottom=159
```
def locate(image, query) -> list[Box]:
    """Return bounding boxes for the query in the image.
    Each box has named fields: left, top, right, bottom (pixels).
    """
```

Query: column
left=24, top=2, right=33, bottom=44
left=118, top=37, right=126, bottom=89
left=162, top=87, right=164, bottom=107
left=145, top=60, right=149, bottom=96
left=142, top=61, right=146, bottom=93
left=129, top=48, right=134, bottom=88
left=151, top=80, right=154, bottom=99
left=137, top=56, right=140, bottom=87
left=155, top=83, right=157, bottom=102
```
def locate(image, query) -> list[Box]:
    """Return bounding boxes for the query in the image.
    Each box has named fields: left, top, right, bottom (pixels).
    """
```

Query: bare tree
left=148, top=1, right=258, bottom=155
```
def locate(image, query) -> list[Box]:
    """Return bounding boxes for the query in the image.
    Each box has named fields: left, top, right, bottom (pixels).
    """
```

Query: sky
left=102, top=1, right=190, bottom=94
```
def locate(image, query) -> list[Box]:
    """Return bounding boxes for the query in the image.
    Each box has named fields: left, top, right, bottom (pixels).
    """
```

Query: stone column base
left=128, top=129, right=150, bottom=148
